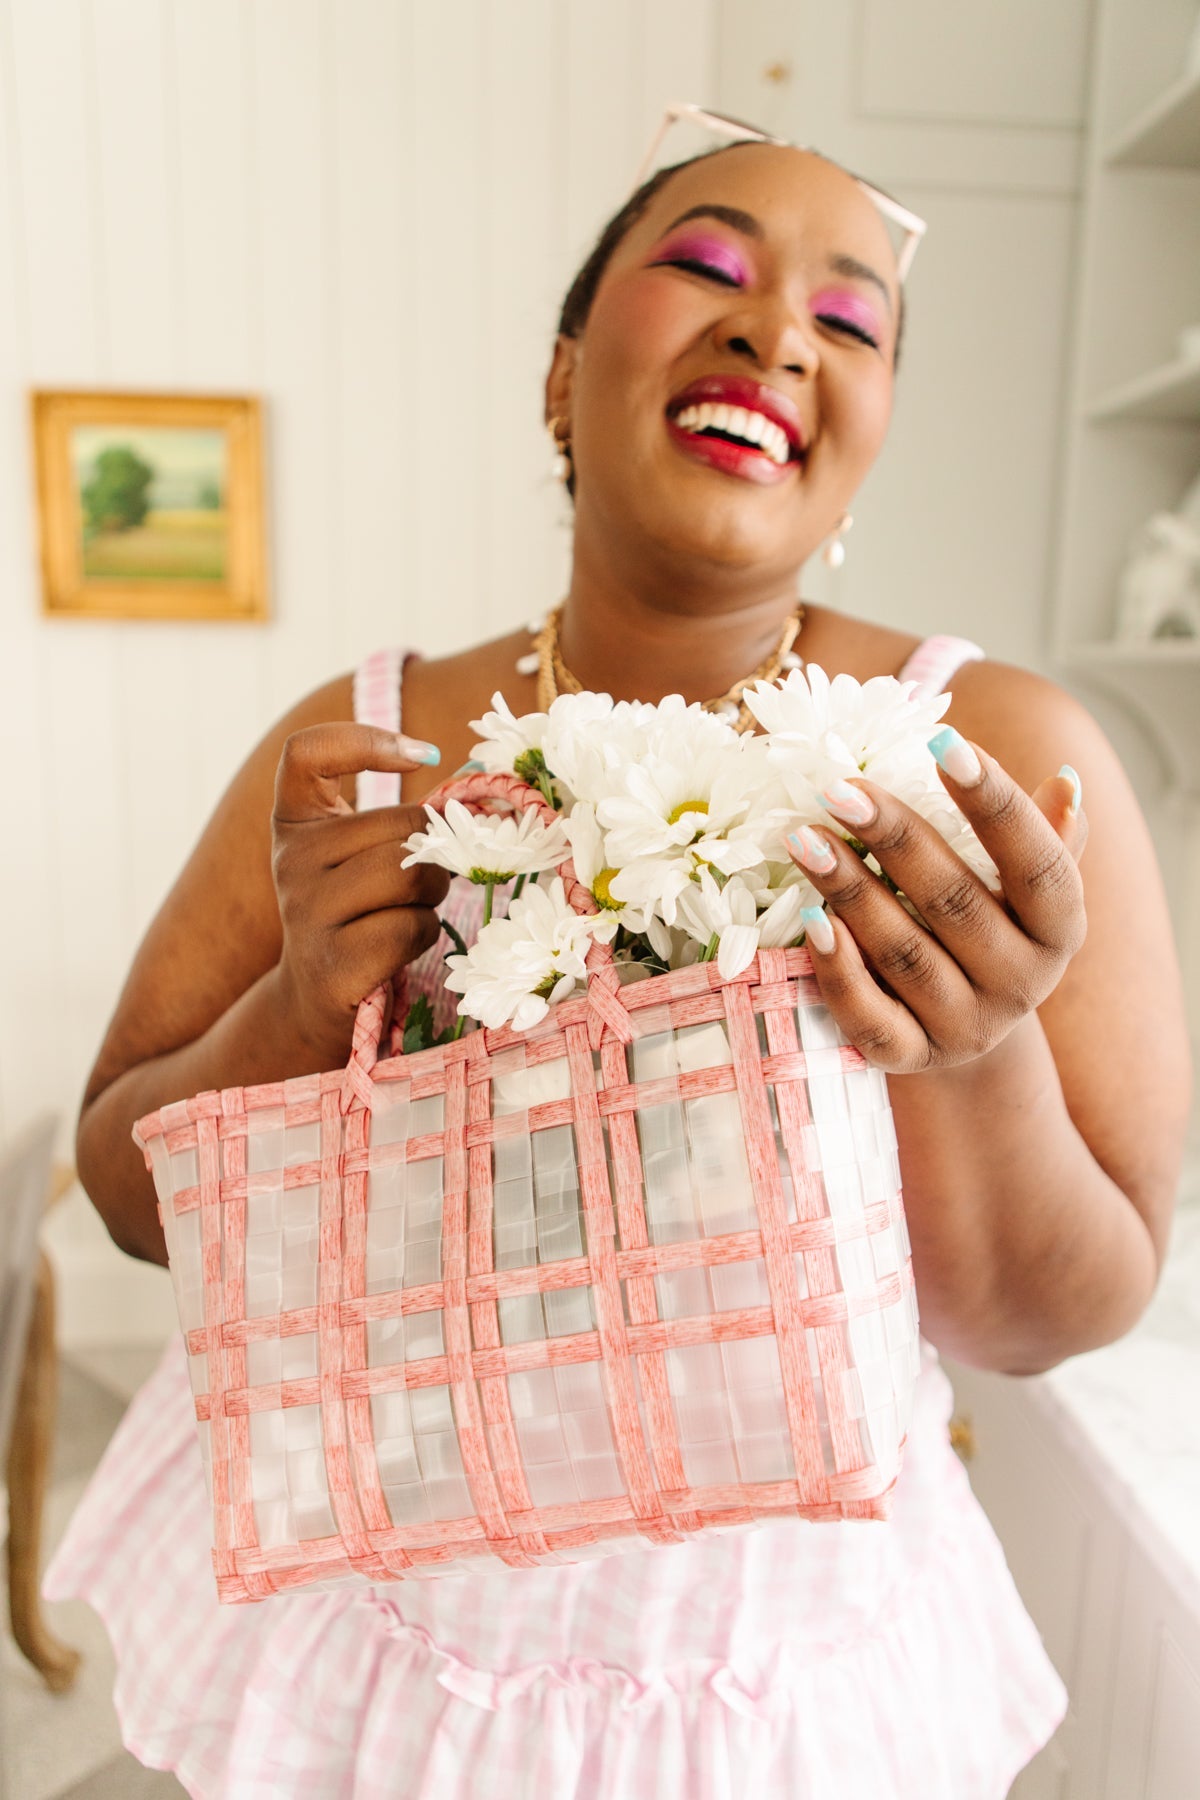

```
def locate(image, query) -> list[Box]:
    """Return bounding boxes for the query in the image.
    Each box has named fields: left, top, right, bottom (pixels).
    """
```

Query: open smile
left=665, top=375, right=807, bottom=486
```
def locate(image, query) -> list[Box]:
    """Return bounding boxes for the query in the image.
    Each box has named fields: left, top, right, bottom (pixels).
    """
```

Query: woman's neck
left=558, top=536, right=804, bottom=706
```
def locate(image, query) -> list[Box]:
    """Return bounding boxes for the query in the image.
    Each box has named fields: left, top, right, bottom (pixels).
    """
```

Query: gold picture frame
left=31, top=389, right=269, bottom=622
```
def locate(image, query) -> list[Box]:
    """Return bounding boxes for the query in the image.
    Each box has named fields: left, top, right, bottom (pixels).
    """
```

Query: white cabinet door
left=942, top=1360, right=1126, bottom=1799
left=1104, top=1535, right=1200, bottom=1800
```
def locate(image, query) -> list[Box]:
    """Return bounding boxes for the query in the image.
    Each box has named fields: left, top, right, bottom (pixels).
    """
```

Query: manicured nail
left=398, top=735, right=440, bottom=766
left=788, top=826, right=838, bottom=874
left=802, top=905, right=835, bottom=955
left=928, top=727, right=982, bottom=787
left=1058, top=764, right=1082, bottom=816
left=822, top=778, right=876, bottom=828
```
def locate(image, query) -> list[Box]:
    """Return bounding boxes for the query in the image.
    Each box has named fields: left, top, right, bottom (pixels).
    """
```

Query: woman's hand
left=786, top=727, right=1089, bottom=1072
left=270, top=722, right=450, bottom=1062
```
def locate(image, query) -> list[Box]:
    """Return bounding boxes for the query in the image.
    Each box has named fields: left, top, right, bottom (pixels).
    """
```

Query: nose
left=716, top=295, right=820, bottom=380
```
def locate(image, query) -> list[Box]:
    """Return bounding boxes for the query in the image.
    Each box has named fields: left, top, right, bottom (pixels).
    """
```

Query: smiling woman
left=46, top=122, right=1190, bottom=1800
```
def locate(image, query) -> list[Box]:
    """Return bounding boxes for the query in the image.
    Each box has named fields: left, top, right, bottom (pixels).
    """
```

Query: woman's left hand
left=786, top=728, right=1089, bottom=1072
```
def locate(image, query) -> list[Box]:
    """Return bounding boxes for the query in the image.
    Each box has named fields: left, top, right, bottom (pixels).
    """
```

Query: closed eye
left=660, top=256, right=743, bottom=289
left=816, top=313, right=879, bottom=349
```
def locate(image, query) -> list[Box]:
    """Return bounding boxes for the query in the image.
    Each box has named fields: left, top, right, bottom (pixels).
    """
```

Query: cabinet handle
left=949, top=1413, right=977, bottom=1462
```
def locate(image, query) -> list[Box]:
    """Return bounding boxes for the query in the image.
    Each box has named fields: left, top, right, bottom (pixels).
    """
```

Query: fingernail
left=1058, top=763, right=1082, bottom=816
left=398, top=735, right=441, bottom=766
left=802, top=905, right=835, bottom=955
left=787, top=826, right=838, bottom=874
left=822, top=778, right=876, bottom=827
left=928, top=727, right=982, bottom=787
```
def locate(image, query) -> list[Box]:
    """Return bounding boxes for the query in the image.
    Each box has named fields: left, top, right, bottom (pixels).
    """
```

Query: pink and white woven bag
left=133, top=771, right=920, bottom=1605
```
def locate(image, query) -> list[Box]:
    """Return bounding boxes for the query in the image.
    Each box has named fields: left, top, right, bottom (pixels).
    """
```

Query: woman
left=46, top=136, right=1189, bottom=1799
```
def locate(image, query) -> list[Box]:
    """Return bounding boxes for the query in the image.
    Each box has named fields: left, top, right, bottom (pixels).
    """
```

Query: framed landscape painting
left=31, top=390, right=269, bottom=621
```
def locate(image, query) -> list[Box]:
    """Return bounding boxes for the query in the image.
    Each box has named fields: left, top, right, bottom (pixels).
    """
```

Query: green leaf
left=441, top=918, right=468, bottom=960
left=401, top=993, right=437, bottom=1054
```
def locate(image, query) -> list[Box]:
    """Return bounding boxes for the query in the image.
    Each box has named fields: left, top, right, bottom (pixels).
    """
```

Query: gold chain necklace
left=529, top=602, right=805, bottom=734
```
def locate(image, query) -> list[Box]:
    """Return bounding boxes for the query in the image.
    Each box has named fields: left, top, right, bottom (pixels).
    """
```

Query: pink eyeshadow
left=810, top=288, right=882, bottom=338
left=650, top=230, right=749, bottom=285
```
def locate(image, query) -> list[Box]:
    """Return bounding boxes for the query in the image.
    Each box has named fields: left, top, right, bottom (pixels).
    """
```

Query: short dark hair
left=556, top=143, right=906, bottom=368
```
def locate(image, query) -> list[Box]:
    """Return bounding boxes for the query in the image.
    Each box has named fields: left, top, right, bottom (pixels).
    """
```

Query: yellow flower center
left=592, top=868, right=622, bottom=910
left=666, top=798, right=709, bottom=826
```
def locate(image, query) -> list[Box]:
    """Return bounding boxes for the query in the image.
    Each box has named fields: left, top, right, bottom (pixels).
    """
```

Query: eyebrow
left=661, top=205, right=894, bottom=317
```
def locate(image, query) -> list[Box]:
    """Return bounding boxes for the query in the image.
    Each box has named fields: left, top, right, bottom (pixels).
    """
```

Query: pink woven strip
left=215, top=1454, right=898, bottom=1597
left=340, top=1043, right=415, bottom=1577
left=313, top=1084, right=390, bottom=1583
left=721, top=975, right=837, bottom=1505
left=462, top=1037, right=551, bottom=1560
left=758, top=959, right=867, bottom=1502
left=195, top=1275, right=915, bottom=1424
left=217, top=1091, right=274, bottom=1601
left=195, top=1111, right=238, bottom=1592
left=439, top=1051, right=533, bottom=1566
left=562, top=1019, right=675, bottom=1545
left=185, top=1212, right=909, bottom=1362
left=597, top=1027, right=693, bottom=1535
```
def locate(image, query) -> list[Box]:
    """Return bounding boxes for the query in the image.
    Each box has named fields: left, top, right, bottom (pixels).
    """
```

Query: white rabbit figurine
left=1114, top=510, right=1200, bottom=643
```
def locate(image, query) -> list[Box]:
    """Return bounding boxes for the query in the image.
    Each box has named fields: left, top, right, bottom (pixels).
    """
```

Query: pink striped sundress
left=44, top=634, right=1069, bottom=1800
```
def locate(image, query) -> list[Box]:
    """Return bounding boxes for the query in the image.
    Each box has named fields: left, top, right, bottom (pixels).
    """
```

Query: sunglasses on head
left=634, top=102, right=927, bottom=284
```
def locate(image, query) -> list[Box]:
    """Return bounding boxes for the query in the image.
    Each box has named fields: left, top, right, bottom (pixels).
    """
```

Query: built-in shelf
left=1105, top=64, right=1200, bottom=168
left=1068, top=639, right=1200, bottom=666
left=1063, top=642, right=1200, bottom=795
left=1089, top=356, right=1200, bottom=423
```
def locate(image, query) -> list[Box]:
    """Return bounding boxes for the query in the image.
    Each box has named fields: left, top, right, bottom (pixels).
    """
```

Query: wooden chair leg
left=6, top=1247, right=81, bottom=1694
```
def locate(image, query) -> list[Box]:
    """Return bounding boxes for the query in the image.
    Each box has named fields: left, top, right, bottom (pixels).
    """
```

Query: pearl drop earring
left=547, top=417, right=571, bottom=484
left=822, top=513, right=853, bottom=569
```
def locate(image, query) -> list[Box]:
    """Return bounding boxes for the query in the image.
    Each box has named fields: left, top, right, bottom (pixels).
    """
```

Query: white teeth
left=670, top=399, right=793, bottom=465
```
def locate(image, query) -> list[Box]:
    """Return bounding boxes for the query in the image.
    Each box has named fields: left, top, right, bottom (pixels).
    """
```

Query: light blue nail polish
left=801, top=905, right=835, bottom=954
left=462, top=757, right=485, bottom=772
left=416, top=743, right=441, bottom=767
left=927, top=726, right=982, bottom=786
left=1058, top=763, right=1082, bottom=816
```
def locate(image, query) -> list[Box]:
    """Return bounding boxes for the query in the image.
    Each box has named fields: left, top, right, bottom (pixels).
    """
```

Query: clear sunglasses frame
left=634, top=102, right=927, bottom=284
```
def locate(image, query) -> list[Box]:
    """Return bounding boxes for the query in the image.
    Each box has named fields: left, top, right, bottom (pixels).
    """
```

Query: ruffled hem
left=50, top=1477, right=1066, bottom=1800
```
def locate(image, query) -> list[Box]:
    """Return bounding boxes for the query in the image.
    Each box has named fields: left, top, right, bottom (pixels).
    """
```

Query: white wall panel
left=0, top=0, right=723, bottom=1340
left=857, top=0, right=1092, bottom=131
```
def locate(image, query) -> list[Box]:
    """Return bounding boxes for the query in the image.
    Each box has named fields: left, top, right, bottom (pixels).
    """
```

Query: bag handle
left=340, top=768, right=616, bottom=1108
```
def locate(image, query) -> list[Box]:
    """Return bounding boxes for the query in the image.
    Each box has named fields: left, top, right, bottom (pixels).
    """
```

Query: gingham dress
left=44, top=635, right=1069, bottom=1800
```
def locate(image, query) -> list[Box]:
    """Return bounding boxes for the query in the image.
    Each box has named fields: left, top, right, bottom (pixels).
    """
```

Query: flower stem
left=511, top=873, right=527, bottom=901
left=483, top=881, right=495, bottom=927
left=701, top=932, right=719, bottom=963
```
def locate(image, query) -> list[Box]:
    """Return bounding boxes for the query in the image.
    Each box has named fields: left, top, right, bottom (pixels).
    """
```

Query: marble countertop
left=1024, top=1174, right=1200, bottom=1611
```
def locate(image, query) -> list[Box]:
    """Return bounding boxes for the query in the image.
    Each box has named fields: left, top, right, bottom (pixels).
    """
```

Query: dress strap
left=353, top=646, right=412, bottom=812
left=897, top=634, right=986, bottom=700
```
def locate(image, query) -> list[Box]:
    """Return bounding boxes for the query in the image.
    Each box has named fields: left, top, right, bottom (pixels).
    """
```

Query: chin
left=641, top=478, right=802, bottom=574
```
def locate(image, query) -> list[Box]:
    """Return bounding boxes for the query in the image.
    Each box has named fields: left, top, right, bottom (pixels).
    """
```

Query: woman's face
left=553, top=144, right=900, bottom=585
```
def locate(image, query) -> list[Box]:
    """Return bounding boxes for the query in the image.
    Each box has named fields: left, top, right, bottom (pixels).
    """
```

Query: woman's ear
left=544, top=334, right=578, bottom=432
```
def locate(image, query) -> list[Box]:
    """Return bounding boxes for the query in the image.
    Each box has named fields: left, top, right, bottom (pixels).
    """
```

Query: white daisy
left=444, top=877, right=597, bottom=1032
left=467, top=692, right=549, bottom=780
left=401, top=797, right=568, bottom=884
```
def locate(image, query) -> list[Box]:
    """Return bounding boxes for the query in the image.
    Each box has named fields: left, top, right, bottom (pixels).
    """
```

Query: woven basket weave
left=133, top=771, right=919, bottom=1605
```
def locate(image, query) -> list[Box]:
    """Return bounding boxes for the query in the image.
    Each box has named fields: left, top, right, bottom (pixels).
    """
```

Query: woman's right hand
left=270, top=722, right=451, bottom=1063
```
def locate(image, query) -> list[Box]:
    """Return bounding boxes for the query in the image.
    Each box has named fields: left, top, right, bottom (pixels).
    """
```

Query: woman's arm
left=76, top=674, right=443, bottom=1266
left=790, top=662, right=1191, bottom=1375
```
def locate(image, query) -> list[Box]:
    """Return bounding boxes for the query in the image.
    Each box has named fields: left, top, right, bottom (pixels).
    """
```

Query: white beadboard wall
left=0, top=0, right=1184, bottom=1345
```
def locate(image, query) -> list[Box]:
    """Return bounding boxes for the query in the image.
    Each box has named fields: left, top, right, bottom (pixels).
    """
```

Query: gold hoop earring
left=547, top=416, right=572, bottom=484
left=822, top=512, right=853, bottom=569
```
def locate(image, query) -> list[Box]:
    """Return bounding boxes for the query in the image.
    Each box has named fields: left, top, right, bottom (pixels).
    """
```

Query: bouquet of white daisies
left=400, top=664, right=998, bottom=1037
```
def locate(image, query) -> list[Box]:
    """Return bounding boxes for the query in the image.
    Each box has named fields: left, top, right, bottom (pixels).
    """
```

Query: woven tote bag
left=133, top=770, right=920, bottom=1605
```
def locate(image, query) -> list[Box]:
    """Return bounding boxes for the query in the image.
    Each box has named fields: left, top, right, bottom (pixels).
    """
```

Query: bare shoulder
left=940, top=657, right=1116, bottom=796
